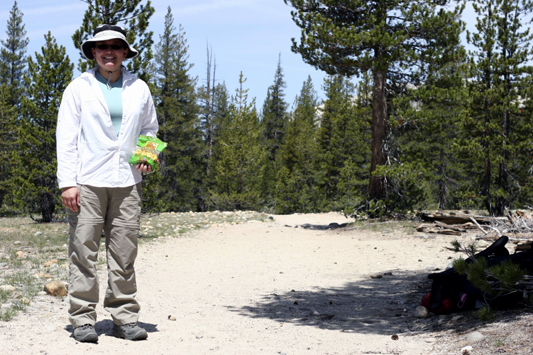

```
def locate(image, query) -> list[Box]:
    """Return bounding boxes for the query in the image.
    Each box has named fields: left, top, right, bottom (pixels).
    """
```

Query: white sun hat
left=81, top=24, right=139, bottom=60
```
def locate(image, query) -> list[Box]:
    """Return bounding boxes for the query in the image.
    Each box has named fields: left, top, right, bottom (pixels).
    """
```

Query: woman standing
left=56, top=24, right=157, bottom=342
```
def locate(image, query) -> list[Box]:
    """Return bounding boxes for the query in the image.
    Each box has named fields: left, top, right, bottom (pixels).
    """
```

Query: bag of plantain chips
left=129, top=135, right=168, bottom=170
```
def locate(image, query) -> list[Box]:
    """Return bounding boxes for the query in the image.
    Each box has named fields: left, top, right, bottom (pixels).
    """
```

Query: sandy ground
left=2, top=212, right=528, bottom=355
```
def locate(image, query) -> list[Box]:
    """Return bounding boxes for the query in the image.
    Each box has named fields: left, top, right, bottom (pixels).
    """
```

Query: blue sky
left=1, top=1, right=477, bottom=109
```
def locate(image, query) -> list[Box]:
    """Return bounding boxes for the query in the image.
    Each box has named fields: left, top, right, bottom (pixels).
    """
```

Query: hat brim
left=81, top=34, right=138, bottom=60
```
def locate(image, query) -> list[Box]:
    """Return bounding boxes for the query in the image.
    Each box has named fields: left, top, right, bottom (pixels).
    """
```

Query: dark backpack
left=423, top=236, right=533, bottom=314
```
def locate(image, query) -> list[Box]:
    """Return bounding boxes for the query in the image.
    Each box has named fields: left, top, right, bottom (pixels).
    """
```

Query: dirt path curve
left=0, top=213, right=459, bottom=354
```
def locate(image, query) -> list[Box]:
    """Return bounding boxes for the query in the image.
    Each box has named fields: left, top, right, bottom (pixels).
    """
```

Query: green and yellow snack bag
left=129, top=135, right=168, bottom=170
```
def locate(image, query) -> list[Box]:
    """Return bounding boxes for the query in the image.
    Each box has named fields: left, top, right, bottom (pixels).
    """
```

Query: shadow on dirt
left=298, top=223, right=349, bottom=230
left=229, top=268, right=532, bottom=336
left=228, top=269, right=430, bottom=335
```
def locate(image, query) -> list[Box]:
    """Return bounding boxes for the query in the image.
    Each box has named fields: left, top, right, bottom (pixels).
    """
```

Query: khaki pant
left=67, top=184, right=142, bottom=327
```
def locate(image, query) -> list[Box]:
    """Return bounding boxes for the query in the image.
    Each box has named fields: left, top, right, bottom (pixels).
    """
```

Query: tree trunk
left=483, top=156, right=492, bottom=214
left=40, top=192, right=54, bottom=223
left=496, top=15, right=511, bottom=217
left=438, top=148, right=446, bottom=209
left=369, top=68, right=388, bottom=200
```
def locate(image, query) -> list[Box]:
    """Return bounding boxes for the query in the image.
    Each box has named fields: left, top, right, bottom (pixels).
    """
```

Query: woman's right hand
left=62, top=186, right=80, bottom=212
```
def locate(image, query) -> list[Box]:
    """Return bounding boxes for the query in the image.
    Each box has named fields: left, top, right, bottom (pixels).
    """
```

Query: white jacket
left=56, top=68, right=158, bottom=189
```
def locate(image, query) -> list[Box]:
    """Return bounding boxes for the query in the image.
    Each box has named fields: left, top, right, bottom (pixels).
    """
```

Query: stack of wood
left=416, top=211, right=533, bottom=250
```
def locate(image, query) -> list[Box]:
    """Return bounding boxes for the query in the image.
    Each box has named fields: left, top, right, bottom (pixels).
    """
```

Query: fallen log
left=421, top=212, right=507, bottom=225
left=435, top=221, right=467, bottom=232
left=415, top=224, right=462, bottom=236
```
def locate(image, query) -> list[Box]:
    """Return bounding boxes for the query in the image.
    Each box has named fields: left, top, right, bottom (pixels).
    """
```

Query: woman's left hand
left=136, top=163, right=153, bottom=174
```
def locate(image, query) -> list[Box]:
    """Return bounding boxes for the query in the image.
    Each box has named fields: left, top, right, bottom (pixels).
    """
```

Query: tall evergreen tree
left=212, top=82, right=230, bottom=131
left=283, top=0, right=464, bottom=207
left=203, top=81, right=230, bottom=194
left=198, top=44, right=217, bottom=168
left=13, top=32, right=73, bottom=222
left=72, top=0, right=154, bottom=83
left=450, top=2, right=533, bottom=312
left=0, top=1, right=28, bottom=212
left=0, top=1, right=29, bottom=108
left=260, top=56, right=289, bottom=203
left=456, top=0, right=533, bottom=215
left=275, top=76, right=319, bottom=213
left=261, top=55, right=289, bottom=161
left=280, top=76, right=318, bottom=176
left=209, top=73, right=266, bottom=211
left=336, top=71, right=372, bottom=215
left=393, top=40, right=469, bottom=211
left=197, top=45, right=234, bottom=199
left=149, top=7, right=203, bottom=212
left=0, top=84, right=17, bottom=213
left=315, top=75, right=367, bottom=211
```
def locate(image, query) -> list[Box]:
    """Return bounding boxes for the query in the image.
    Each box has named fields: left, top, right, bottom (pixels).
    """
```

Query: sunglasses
left=95, top=44, right=124, bottom=50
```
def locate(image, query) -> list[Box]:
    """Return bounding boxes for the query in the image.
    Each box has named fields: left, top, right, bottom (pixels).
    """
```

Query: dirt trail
left=0, top=213, right=476, bottom=354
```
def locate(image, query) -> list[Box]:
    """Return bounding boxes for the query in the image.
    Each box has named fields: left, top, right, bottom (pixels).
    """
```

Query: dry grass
left=0, top=210, right=269, bottom=321
left=0, top=217, right=69, bottom=320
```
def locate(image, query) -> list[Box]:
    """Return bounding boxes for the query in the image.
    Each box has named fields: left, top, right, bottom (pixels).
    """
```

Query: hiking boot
left=73, top=324, right=98, bottom=343
left=112, top=322, right=148, bottom=340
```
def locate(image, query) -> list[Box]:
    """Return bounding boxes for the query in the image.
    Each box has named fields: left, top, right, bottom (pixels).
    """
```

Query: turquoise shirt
left=95, top=71, right=123, bottom=136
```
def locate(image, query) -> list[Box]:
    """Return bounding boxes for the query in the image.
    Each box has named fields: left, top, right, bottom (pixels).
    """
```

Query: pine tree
left=72, top=0, right=154, bottom=83
left=197, top=45, right=234, bottom=200
left=0, top=84, right=17, bottom=213
left=445, top=1, right=533, bottom=314
left=13, top=32, right=73, bottom=222
left=456, top=0, right=533, bottom=215
left=209, top=73, right=266, bottom=211
left=283, top=0, right=465, bottom=206
left=336, top=71, right=372, bottom=216
left=260, top=56, right=289, bottom=203
left=261, top=55, right=289, bottom=161
left=314, top=75, right=368, bottom=211
left=212, top=82, right=230, bottom=131
left=203, top=81, right=230, bottom=195
left=280, top=76, right=318, bottom=175
left=149, top=7, right=203, bottom=212
left=0, top=1, right=29, bottom=108
left=198, top=44, right=217, bottom=169
left=275, top=76, right=319, bottom=213
left=392, top=40, right=469, bottom=210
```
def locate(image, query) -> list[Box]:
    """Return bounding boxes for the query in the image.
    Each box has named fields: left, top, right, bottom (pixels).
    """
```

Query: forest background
left=1, top=0, right=533, bottom=222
